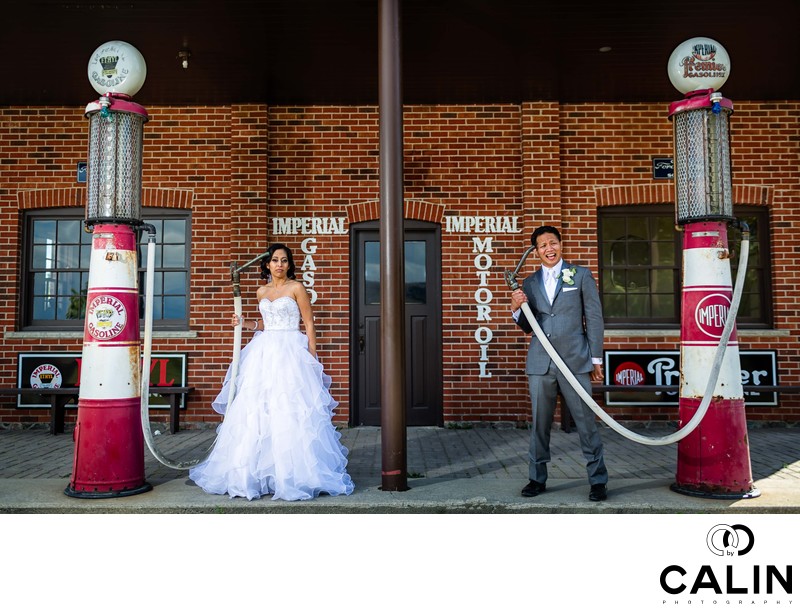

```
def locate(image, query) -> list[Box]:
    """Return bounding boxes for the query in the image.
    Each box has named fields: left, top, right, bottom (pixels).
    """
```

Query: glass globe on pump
left=667, top=36, right=731, bottom=96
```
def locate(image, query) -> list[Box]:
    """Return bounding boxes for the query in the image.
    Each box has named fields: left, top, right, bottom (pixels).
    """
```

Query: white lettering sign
left=472, top=237, right=495, bottom=378
left=300, top=237, right=319, bottom=304
left=647, top=357, right=681, bottom=394
left=273, top=217, right=347, bottom=235
left=445, top=216, right=521, bottom=234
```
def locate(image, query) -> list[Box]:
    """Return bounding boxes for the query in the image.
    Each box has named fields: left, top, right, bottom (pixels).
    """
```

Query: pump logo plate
left=694, top=293, right=731, bottom=339
left=87, top=294, right=128, bottom=340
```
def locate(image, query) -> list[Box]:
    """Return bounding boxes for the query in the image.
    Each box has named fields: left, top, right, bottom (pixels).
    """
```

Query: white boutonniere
left=560, top=267, right=577, bottom=286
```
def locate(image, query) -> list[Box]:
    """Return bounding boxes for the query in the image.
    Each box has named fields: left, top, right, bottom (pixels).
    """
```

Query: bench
left=1, top=387, right=194, bottom=435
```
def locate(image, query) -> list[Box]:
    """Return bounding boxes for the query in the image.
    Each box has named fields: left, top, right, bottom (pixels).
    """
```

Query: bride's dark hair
left=260, top=243, right=297, bottom=281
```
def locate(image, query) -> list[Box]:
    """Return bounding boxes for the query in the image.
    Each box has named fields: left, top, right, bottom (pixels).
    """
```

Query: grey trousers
left=527, top=361, right=608, bottom=485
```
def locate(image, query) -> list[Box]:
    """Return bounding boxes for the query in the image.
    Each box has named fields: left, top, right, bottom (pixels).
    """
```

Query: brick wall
left=1, top=100, right=798, bottom=429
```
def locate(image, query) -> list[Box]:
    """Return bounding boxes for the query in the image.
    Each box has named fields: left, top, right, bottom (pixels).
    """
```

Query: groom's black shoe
left=589, top=484, right=608, bottom=502
left=521, top=480, right=546, bottom=497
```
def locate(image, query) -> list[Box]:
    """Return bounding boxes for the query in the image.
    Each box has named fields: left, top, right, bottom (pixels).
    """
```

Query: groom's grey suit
left=516, top=261, right=608, bottom=486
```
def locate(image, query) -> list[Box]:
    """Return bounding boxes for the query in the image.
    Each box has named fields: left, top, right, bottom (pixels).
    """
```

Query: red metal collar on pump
left=84, top=92, right=149, bottom=120
left=668, top=88, right=733, bottom=118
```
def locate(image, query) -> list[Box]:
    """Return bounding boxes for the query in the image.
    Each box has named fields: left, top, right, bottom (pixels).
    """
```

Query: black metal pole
left=379, top=0, right=408, bottom=492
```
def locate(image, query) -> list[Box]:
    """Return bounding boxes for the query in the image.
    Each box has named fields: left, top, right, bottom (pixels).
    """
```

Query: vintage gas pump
left=667, top=38, right=758, bottom=498
left=65, top=41, right=152, bottom=498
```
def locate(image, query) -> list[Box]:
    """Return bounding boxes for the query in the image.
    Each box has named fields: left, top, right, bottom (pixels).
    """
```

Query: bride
left=189, top=243, right=355, bottom=501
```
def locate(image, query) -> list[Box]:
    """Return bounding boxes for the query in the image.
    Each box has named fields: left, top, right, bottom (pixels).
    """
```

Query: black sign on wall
left=17, top=352, right=187, bottom=408
left=652, top=157, right=674, bottom=180
left=603, top=350, right=777, bottom=406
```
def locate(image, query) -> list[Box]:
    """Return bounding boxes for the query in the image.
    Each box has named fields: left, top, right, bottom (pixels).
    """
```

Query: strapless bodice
left=259, top=296, right=300, bottom=331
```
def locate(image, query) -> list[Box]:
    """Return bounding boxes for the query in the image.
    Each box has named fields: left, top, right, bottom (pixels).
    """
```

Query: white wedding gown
left=189, top=296, right=355, bottom=501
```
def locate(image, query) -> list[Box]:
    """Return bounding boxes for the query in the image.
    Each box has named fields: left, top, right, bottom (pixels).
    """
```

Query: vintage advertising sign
left=16, top=352, right=187, bottom=409
left=603, top=350, right=778, bottom=406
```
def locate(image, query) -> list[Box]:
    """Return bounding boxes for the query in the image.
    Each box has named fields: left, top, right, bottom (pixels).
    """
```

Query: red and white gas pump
left=65, top=41, right=152, bottom=498
left=667, top=37, right=758, bottom=499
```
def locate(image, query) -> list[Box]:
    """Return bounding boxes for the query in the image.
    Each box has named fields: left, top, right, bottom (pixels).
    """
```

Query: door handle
left=359, top=335, right=365, bottom=354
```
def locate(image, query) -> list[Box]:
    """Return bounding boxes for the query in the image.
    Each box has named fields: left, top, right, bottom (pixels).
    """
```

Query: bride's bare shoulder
left=289, top=280, right=310, bottom=299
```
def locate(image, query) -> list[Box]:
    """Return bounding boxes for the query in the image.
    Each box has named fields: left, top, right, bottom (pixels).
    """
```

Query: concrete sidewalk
left=1, top=424, right=798, bottom=513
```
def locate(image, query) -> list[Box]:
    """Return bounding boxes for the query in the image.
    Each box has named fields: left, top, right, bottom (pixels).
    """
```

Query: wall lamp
left=177, top=49, right=191, bottom=69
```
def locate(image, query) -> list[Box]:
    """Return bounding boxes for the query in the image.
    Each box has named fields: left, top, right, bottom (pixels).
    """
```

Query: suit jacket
left=515, top=261, right=604, bottom=376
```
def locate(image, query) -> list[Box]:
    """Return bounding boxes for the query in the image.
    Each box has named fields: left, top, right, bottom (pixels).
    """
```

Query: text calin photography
left=658, top=523, right=793, bottom=607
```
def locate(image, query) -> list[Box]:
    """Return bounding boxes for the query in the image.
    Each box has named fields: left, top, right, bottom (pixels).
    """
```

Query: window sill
left=5, top=330, right=199, bottom=340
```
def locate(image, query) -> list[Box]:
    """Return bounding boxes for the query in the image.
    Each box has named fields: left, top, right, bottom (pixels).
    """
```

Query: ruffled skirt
left=189, top=330, right=355, bottom=501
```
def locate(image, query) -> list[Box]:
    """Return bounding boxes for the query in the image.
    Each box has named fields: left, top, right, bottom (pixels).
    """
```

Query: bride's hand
left=231, top=314, right=242, bottom=327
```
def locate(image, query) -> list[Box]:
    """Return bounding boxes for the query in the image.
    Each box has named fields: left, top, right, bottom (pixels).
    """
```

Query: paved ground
left=1, top=423, right=798, bottom=513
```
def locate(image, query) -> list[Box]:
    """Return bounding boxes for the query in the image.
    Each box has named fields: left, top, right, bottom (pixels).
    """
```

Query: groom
left=510, top=225, right=609, bottom=502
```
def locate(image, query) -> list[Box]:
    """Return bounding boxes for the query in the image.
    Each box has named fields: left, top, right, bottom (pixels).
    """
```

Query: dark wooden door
left=352, top=221, right=442, bottom=426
